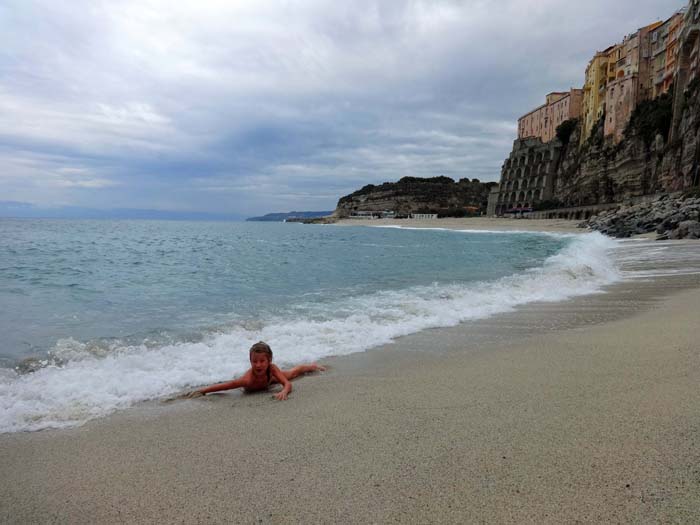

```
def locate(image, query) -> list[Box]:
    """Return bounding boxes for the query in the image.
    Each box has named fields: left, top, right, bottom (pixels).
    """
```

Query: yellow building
left=580, top=48, right=613, bottom=145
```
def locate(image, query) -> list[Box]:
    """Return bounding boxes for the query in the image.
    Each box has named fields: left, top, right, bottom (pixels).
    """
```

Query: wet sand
left=1, top=236, right=700, bottom=523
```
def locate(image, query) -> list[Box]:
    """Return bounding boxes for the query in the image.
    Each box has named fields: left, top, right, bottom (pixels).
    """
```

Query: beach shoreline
left=334, top=216, right=584, bottom=233
left=2, top=229, right=700, bottom=523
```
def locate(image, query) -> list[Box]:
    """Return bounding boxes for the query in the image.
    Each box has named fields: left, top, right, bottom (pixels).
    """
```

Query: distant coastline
left=246, top=210, right=333, bottom=222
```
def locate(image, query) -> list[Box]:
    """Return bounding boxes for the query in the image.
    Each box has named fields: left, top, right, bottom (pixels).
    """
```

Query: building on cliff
left=580, top=49, right=613, bottom=145
left=579, top=19, right=681, bottom=145
left=664, top=10, right=687, bottom=93
left=603, top=22, right=663, bottom=143
left=489, top=1, right=700, bottom=219
left=517, top=89, right=583, bottom=144
left=651, top=19, right=671, bottom=99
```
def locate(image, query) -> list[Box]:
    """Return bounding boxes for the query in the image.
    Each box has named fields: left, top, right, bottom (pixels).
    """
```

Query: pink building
left=517, top=89, right=583, bottom=143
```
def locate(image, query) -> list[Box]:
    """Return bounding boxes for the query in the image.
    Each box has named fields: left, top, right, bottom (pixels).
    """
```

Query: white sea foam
left=372, top=225, right=576, bottom=238
left=613, top=239, right=700, bottom=279
left=0, top=232, right=621, bottom=433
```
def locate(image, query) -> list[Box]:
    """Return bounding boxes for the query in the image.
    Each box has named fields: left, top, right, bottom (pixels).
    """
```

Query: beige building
left=517, top=89, right=583, bottom=143
left=604, top=76, right=639, bottom=143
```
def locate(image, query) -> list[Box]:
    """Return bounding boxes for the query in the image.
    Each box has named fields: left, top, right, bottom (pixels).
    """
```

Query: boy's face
left=250, top=353, right=271, bottom=377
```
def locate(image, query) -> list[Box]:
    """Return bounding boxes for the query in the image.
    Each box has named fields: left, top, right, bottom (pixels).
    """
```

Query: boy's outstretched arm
left=188, top=377, right=247, bottom=397
left=270, top=365, right=292, bottom=400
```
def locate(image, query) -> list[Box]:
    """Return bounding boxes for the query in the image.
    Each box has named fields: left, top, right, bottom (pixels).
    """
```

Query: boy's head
left=249, top=341, right=273, bottom=376
left=249, top=341, right=272, bottom=360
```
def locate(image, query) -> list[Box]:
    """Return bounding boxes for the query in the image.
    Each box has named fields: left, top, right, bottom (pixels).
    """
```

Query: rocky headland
left=332, top=176, right=495, bottom=218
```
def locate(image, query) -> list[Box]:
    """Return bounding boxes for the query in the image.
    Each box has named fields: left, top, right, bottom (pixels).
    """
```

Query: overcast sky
left=0, top=0, right=686, bottom=216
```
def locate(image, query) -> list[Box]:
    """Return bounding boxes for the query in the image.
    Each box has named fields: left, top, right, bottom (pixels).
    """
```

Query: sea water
left=0, top=219, right=620, bottom=432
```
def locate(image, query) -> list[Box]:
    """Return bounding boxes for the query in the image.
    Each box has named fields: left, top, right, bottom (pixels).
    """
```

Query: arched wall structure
left=491, top=137, right=561, bottom=216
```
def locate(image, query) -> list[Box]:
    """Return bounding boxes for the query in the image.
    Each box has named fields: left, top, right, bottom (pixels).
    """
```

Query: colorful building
left=650, top=9, right=686, bottom=99
left=603, top=22, right=662, bottom=142
left=517, top=89, right=583, bottom=144
left=651, top=17, right=672, bottom=98
left=580, top=50, right=612, bottom=145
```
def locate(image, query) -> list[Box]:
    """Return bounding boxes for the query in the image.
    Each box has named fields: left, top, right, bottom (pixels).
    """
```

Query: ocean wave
left=0, top=232, right=620, bottom=433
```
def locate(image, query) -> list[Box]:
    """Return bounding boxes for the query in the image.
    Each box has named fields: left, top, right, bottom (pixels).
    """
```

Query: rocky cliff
left=580, top=193, right=700, bottom=238
left=333, top=176, right=496, bottom=218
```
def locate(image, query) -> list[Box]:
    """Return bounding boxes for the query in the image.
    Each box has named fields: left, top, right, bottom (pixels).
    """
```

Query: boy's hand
left=186, top=390, right=205, bottom=399
left=274, top=391, right=288, bottom=401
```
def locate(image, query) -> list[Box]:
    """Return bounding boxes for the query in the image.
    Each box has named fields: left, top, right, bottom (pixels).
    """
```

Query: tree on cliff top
left=397, top=176, right=454, bottom=185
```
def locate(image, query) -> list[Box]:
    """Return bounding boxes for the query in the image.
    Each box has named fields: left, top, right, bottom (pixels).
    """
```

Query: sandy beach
left=334, top=216, right=584, bottom=233
left=2, top=223, right=700, bottom=524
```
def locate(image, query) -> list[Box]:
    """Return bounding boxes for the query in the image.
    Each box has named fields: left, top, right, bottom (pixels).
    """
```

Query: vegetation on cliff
left=555, top=119, right=578, bottom=146
left=623, top=87, right=674, bottom=147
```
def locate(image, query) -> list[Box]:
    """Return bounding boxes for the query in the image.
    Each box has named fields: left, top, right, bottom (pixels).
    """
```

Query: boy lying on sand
left=187, top=341, right=325, bottom=400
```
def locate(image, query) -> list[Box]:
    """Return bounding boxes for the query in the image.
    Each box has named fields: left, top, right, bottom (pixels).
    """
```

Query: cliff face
left=659, top=79, right=700, bottom=191
left=553, top=119, right=655, bottom=207
left=333, top=176, right=495, bottom=218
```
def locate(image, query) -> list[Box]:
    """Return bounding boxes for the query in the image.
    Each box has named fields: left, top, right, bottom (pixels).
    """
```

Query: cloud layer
left=0, top=0, right=685, bottom=215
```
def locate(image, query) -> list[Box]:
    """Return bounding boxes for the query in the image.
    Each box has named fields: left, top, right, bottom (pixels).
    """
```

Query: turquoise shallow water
left=0, top=219, right=620, bottom=432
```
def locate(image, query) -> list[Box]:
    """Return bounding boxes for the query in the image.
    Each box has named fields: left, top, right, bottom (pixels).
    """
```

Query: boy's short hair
left=249, top=341, right=272, bottom=359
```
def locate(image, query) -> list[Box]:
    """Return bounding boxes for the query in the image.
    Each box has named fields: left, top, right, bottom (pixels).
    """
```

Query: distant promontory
left=246, top=211, right=334, bottom=222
